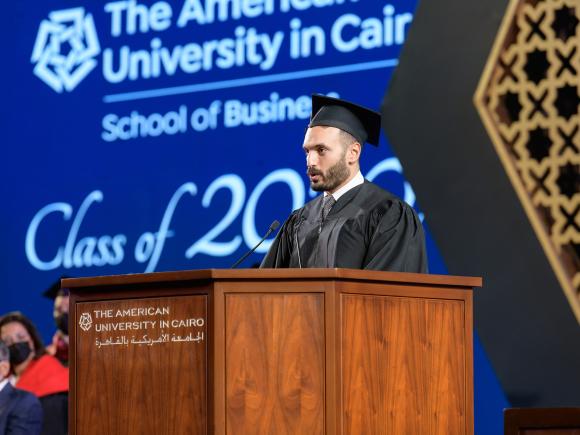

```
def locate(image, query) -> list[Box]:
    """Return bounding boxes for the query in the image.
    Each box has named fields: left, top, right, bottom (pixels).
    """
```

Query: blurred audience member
left=0, top=312, right=68, bottom=435
left=0, top=339, right=43, bottom=434
left=43, top=278, right=70, bottom=366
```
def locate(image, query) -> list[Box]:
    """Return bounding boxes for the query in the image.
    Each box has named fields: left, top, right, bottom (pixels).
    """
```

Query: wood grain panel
left=225, top=293, right=325, bottom=435
left=341, top=294, right=467, bottom=435
left=75, top=295, right=207, bottom=435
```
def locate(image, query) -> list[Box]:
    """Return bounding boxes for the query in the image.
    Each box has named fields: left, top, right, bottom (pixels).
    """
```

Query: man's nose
left=306, top=152, right=318, bottom=167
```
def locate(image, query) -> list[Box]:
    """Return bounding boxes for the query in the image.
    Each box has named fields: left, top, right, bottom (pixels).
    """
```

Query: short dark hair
left=338, top=129, right=357, bottom=147
left=0, top=340, right=8, bottom=362
left=0, top=312, right=46, bottom=359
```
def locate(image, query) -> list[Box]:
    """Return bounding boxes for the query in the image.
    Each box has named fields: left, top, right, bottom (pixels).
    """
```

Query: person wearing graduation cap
left=42, top=278, right=70, bottom=367
left=261, top=94, right=427, bottom=272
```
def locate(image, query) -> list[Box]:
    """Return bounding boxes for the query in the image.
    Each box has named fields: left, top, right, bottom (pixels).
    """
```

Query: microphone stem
left=230, top=227, right=274, bottom=269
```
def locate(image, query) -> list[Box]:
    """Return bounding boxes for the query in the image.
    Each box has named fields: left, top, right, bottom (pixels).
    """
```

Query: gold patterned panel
left=474, top=0, right=580, bottom=322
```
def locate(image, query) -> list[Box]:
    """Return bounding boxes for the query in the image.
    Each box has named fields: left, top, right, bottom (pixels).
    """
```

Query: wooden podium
left=65, top=269, right=480, bottom=435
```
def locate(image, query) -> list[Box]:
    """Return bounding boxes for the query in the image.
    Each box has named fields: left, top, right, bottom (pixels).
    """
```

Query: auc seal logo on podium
left=78, top=312, right=93, bottom=331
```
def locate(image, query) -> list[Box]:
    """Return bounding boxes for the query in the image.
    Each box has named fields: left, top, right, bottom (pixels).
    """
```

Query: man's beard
left=308, top=156, right=350, bottom=192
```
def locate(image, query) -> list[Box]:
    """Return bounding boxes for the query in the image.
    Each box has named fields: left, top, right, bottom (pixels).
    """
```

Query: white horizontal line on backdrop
left=102, top=58, right=399, bottom=103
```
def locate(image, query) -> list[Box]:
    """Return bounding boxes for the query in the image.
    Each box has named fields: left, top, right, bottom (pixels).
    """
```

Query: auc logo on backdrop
left=32, top=8, right=101, bottom=93
left=31, top=1, right=413, bottom=93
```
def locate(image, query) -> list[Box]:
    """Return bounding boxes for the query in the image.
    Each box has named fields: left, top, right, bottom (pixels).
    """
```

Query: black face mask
left=8, top=342, right=32, bottom=366
left=55, top=313, right=69, bottom=335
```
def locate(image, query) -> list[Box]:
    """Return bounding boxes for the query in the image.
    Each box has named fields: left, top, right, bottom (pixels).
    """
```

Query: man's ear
left=347, top=141, right=362, bottom=164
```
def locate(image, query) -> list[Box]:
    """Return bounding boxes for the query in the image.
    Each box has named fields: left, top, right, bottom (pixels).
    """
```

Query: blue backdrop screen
left=2, top=0, right=422, bottom=335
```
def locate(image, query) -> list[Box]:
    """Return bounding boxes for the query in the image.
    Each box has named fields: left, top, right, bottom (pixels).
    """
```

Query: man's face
left=303, top=126, right=351, bottom=193
left=53, top=294, right=69, bottom=318
left=54, top=293, right=70, bottom=335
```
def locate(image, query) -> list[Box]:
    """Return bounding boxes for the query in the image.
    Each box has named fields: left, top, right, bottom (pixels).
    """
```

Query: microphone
left=230, top=220, right=280, bottom=268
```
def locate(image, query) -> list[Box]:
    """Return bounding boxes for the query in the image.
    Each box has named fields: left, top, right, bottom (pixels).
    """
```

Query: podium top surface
left=62, top=268, right=482, bottom=290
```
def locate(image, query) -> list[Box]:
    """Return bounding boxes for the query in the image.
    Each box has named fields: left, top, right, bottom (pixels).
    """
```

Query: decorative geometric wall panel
left=475, top=0, right=580, bottom=322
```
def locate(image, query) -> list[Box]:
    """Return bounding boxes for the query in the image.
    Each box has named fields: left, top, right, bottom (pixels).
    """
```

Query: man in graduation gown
left=261, top=94, right=427, bottom=272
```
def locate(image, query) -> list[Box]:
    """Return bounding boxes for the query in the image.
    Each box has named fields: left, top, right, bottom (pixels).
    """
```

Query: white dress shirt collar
left=325, top=171, right=364, bottom=202
left=0, top=378, right=9, bottom=393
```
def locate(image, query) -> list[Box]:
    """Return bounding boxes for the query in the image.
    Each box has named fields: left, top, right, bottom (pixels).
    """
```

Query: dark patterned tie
left=321, top=195, right=336, bottom=223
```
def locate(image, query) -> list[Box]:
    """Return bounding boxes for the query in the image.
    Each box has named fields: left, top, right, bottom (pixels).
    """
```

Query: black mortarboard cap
left=42, top=276, right=71, bottom=300
left=308, top=94, right=381, bottom=146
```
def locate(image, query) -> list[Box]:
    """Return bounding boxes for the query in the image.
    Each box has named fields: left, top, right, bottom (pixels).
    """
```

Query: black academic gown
left=261, top=181, right=427, bottom=272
